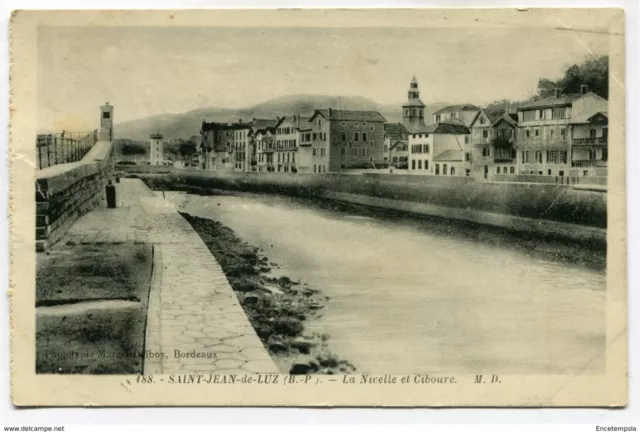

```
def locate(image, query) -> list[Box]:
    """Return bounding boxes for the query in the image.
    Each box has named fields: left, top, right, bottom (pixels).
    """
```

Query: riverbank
left=148, top=179, right=605, bottom=271
left=180, top=212, right=356, bottom=374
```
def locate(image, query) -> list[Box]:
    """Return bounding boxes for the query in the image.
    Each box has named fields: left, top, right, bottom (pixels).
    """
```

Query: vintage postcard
left=10, top=9, right=627, bottom=406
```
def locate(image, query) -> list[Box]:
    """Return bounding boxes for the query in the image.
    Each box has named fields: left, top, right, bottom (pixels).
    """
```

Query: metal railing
left=573, top=137, right=607, bottom=146
left=36, top=130, right=98, bottom=170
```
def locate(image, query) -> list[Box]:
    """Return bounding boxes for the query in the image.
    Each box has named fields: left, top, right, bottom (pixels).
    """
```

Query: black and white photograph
left=9, top=8, right=627, bottom=407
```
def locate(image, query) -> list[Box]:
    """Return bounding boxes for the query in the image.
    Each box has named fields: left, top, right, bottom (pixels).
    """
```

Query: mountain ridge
left=115, top=95, right=450, bottom=141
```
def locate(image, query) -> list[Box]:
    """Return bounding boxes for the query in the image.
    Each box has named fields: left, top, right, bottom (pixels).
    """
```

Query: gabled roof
left=390, top=140, right=408, bottom=151
left=402, top=98, right=426, bottom=108
left=492, top=112, right=518, bottom=127
left=433, top=104, right=480, bottom=115
left=384, top=122, right=409, bottom=140
left=571, top=109, right=608, bottom=124
left=433, top=149, right=463, bottom=162
left=311, top=109, right=387, bottom=123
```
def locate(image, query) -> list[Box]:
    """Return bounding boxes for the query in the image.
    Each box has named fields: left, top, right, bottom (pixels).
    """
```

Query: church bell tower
left=402, top=76, right=426, bottom=129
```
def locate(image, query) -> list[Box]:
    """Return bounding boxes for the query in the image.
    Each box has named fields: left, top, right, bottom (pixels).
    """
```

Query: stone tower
left=402, top=76, right=426, bottom=129
left=99, top=102, right=114, bottom=141
left=149, top=132, right=164, bottom=166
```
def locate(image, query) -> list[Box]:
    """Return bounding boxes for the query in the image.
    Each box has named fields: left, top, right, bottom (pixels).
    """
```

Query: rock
left=289, top=359, right=320, bottom=375
left=268, top=341, right=288, bottom=353
left=290, top=339, right=314, bottom=354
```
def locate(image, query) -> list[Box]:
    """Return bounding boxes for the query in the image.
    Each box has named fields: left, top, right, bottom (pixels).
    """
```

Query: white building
left=149, top=132, right=164, bottom=166
left=407, top=119, right=471, bottom=176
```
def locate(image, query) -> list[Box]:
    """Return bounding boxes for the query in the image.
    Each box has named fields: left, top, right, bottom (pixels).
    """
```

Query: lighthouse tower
left=402, top=76, right=426, bottom=129
left=150, top=132, right=164, bottom=166
left=99, top=102, right=114, bottom=141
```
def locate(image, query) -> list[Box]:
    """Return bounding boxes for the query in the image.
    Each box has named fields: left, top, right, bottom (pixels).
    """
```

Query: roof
left=433, top=149, right=463, bottom=162
left=384, top=123, right=409, bottom=140
left=201, top=121, right=247, bottom=132
left=571, top=109, right=609, bottom=124
left=311, top=109, right=387, bottom=123
left=433, top=104, right=480, bottom=115
left=492, top=112, right=518, bottom=127
left=402, top=98, right=426, bottom=108
left=390, top=140, right=408, bottom=150
left=517, top=92, right=603, bottom=110
left=410, top=119, right=470, bottom=135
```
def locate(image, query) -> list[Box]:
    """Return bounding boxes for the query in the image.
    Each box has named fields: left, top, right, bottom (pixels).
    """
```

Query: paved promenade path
left=66, top=179, right=278, bottom=375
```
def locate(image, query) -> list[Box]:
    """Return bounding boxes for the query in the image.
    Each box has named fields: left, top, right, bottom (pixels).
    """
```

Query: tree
left=117, top=139, right=147, bottom=156
left=536, top=55, right=609, bottom=99
left=179, top=140, right=197, bottom=159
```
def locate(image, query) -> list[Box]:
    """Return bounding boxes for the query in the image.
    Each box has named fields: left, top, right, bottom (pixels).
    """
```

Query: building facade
left=407, top=120, right=471, bottom=176
left=515, top=87, right=608, bottom=178
left=384, top=123, right=409, bottom=169
left=308, top=108, right=387, bottom=173
left=149, top=132, right=164, bottom=166
left=470, top=109, right=518, bottom=180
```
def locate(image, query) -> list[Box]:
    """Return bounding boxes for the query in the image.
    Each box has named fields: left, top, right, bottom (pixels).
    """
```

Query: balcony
left=572, top=159, right=608, bottom=168
left=573, top=137, right=607, bottom=146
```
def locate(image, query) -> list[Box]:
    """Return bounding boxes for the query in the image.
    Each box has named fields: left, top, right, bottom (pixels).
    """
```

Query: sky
left=37, top=24, right=611, bottom=132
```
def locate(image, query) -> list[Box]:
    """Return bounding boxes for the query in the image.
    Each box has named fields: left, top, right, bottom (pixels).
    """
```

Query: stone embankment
left=36, top=141, right=115, bottom=251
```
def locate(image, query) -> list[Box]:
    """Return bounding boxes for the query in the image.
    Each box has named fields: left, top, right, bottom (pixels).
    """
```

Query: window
left=341, top=132, right=346, bottom=141
left=435, top=164, right=440, bottom=175
left=354, top=132, right=359, bottom=141
left=313, top=164, right=316, bottom=173
left=547, top=151, right=557, bottom=163
left=535, top=151, right=542, bottom=163
left=602, top=148, right=608, bottom=161
left=418, top=160, right=422, bottom=169
left=370, top=141, right=373, bottom=147
left=341, top=148, right=346, bottom=155
left=496, top=167, right=500, bottom=174
left=102, top=112, right=110, bottom=119
left=510, top=167, right=515, bottom=174
left=535, top=129, right=539, bottom=137
left=479, top=116, right=485, bottom=125
left=425, top=160, right=429, bottom=170
left=465, top=152, right=470, bottom=162
left=312, top=133, right=317, bottom=141
left=590, top=129, right=597, bottom=138
left=450, top=167, right=455, bottom=176
left=370, top=126, right=374, bottom=131
left=560, top=151, right=567, bottom=164
left=383, top=145, right=388, bottom=152
left=443, top=164, right=448, bottom=175
left=436, top=115, right=441, bottom=122
left=550, top=129, right=555, bottom=140
left=412, top=160, right=416, bottom=170
left=503, top=167, right=508, bottom=174
left=423, top=144, right=429, bottom=153
left=362, top=133, right=367, bottom=141
left=525, top=130, right=530, bottom=139
left=603, top=127, right=608, bottom=138
left=312, top=148, right=317, bottom=156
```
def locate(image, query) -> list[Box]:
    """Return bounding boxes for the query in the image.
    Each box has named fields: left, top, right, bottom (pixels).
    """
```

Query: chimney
left=581, top=84, right=588, bottom=94
left=554, top=88, right=561, bottom=98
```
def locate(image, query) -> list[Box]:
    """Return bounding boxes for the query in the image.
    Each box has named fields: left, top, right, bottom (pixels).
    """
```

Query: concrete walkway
left=65, top=179, right=278, bottom=375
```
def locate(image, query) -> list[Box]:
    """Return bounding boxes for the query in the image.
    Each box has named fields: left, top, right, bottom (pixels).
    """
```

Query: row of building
left=180, top=76, right=608, bottom=180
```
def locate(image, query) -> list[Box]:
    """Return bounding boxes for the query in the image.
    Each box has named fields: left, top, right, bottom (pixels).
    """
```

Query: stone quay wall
left=128, top=167, right=607, bottom=235
left=36, top=141, right=115, bottom=251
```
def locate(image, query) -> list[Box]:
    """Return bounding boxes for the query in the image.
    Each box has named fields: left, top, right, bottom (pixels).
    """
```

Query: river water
left=165, top=192, right=606, bottom=375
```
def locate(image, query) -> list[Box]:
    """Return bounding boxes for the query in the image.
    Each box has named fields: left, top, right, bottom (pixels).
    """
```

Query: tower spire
left=402, top=76, right=426, bottom=128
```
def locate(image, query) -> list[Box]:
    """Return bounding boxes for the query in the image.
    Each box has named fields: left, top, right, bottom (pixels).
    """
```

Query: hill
left=115, top=95, right=449, bottom=141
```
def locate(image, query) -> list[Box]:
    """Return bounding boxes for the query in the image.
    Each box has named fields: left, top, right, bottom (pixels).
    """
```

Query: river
left=164, top=191, right=606, bottom=375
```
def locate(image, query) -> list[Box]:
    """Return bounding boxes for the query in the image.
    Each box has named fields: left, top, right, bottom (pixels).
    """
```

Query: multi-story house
left=233, top=121, right=251, bottom=172
left=407, top=119, right=471, bottom=176
left=297, top=119, right=313, bottom=174
left=307, top=108, right=387, bottom=173
left=384, top=123, right=409, bottom=169
left=433, top=104, right=480, bottom=127
left=200, top=121, right=241, bottom=171
left=470, top=108, right=518, bottom=180
left=515, top=86, right=608, bottom=178
left=274, top=115, right=311, bottom=173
